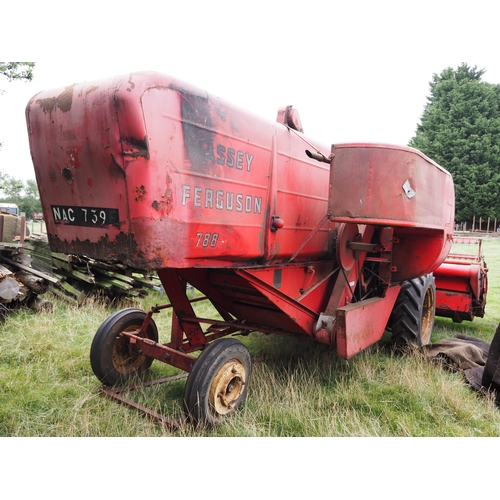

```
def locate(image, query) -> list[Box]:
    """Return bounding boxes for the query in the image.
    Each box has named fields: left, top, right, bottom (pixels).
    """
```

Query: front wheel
left=387, top=274, right=436, bottom=347
left=90, top=308, right=158, bottom=386
left=183, top=338, right=251, bottom=428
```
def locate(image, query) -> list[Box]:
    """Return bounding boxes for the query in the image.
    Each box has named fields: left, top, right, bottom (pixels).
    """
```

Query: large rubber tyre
left=90, top=308, right=158, bottom=386
left=387, top=274, right=436, bottom=347
left=183, top=338, right=251, bottom=428
left=482, top=322, right=500, bottom=390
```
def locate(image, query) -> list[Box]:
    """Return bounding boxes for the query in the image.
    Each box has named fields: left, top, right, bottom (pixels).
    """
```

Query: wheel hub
left=420, top=286, right=435, bottom=345
left=209, top=359, right=246, bottom=416
left=112, top=328, right=145, bottom=374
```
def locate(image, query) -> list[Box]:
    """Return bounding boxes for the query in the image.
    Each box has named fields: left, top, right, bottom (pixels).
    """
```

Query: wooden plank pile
left=0, top=237, right=161, bottom=314
left=0, top=242, right=56, bottom=314
left=26, top=234, right=161, bottom=305
left=0, top=211, right=161, bottom=311
left=0, top=214, right=53, bottom=313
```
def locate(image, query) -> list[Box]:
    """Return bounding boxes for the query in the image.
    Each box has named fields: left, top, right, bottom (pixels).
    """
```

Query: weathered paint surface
left=329, top=144, right=455, bottom=282
left=26, top=71, right=458, bottom=360
left=26, top=72, right=332, bottom=269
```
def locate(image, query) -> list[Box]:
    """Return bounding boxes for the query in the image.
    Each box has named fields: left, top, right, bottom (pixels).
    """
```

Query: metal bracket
left=101, top=373, right=189, bottom=430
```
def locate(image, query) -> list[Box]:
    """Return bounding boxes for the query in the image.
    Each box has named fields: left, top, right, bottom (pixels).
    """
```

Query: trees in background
left=409, top=63, right=500, bottom=225
left=0, top=62, right=35, bottom=90
left=0, top=62, right=40, bottom=217
left=0, top=171, right=41, bottom=218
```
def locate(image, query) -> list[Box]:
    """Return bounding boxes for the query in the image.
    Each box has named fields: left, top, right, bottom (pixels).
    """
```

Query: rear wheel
left=184, top=338, right=251, bottom=428
left=90, top=308, right=158, bottom=386
left=387, top=274, right=436, bottom=347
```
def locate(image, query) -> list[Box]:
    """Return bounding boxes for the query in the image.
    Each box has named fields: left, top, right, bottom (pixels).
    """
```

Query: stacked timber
left=26, top=234, right=160, bottom=304
left=0, top=231, right=161, bottom=311
left=0, top=214, right=54, bottom=313
left=0, top=244, right=55, bottom=313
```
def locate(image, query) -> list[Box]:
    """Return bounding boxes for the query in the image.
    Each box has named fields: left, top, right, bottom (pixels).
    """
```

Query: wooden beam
left=0, top=255, right=60, bottom=284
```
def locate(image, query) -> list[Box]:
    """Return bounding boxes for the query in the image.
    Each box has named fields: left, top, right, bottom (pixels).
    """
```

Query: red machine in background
left=434, top=237, right=488, bottom=323
left=25, top=72, right=485, bottom=427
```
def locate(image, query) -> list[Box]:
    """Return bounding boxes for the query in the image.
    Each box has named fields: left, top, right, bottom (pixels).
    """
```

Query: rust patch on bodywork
left=151, top=173, right=173, bottom=216
left=36, top=85, right=75, bottom=114
left=61, top=166, right=74, bottom=184
left=48, top=231, right=146, bottom=268
left=66, top=147, right=82, bottom=168
left=151, top=189, right=173, bottom=216
left=121, top=136, right=150, bottom=159
left=134, top=185, right=147, bottom=201
left=60, top=147, right=82, bottom=184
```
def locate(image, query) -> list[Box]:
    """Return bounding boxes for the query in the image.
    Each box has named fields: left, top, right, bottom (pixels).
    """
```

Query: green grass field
left=0, top=237, right=499, bottom=437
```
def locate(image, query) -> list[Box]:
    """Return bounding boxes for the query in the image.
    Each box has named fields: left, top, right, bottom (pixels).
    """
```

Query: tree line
left=1, top=63, right=41, bottom=218
left=409, top=63, right=500, bottom=225
left=0, top=172, right=42, bottom=219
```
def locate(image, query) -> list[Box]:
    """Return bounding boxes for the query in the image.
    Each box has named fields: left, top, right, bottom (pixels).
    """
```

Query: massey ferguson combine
left=25, top=71, right=487, bottom=427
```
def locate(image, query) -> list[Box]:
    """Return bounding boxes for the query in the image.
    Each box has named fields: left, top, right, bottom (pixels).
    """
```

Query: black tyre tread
left=90, top=308, right=145, bottom=380
left=388, top=274, right=435, bottom=347
left=90, top=308, right=158, bottom=386
left=183, top=338, right=240, bottom=401
left=184, top=338, right=251, bottom=428
left=482, top=323, right=500, bottom=389
left=184, top=338, right=249, bottom=412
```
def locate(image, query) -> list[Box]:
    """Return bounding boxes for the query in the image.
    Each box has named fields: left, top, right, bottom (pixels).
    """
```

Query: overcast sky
left=2, top=0, right=500, bottom=182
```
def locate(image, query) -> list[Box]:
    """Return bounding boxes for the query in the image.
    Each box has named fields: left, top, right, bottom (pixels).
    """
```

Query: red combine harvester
left=25, top=72, right=485, bottom=427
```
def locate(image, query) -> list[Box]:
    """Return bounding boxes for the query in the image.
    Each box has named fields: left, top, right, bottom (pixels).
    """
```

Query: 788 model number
left=196, top=232, right=219, bottom=247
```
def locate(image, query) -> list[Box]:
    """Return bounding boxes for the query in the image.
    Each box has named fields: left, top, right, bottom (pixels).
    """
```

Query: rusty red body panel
left=329, top=144, right=454, bottom=283
left=26, top=72, right=333, bottom=269
left=26, top=71, right=456, bottom=365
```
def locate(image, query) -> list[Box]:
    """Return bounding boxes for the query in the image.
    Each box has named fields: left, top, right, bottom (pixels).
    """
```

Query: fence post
left=20, top=213, right=26, bottom=249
